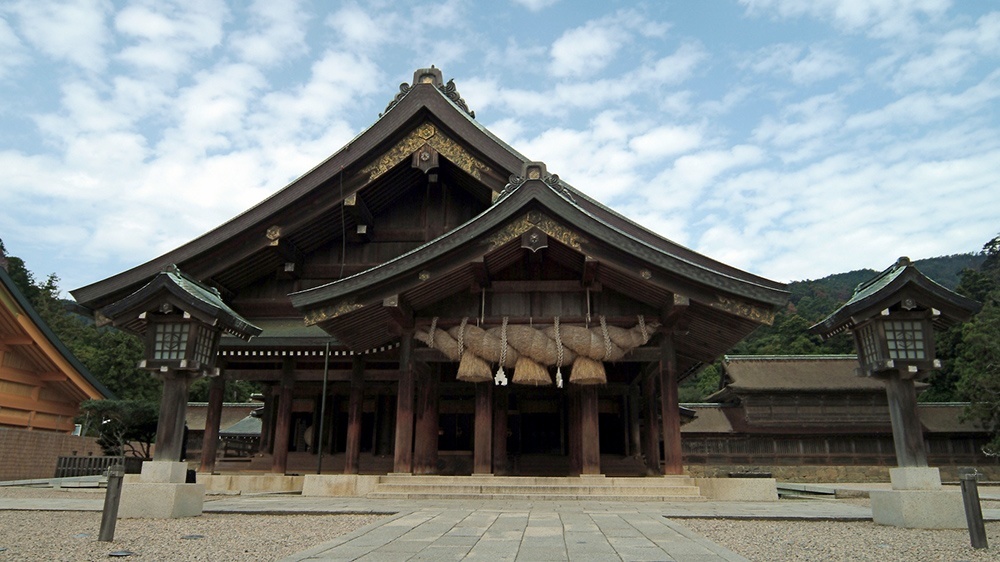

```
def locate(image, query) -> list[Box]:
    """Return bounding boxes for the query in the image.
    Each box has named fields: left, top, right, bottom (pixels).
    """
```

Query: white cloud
left=326, top=4, right=388, bottom=50
left=549, top=10, right=670, bottom=79
left=747, top=43, right=853, bottom=84
left=629, top=125, right=703, bottom=159
left=114, top=0, right=227, bottom=75
left=0, top=17, right=28, bottom=78
left=510, top=0, right=559, bottom=11
left=230, top=0, right=310, bottom=65
left=740, top=0, right=951, bottom=38
left=891, top=12, right=1000, bottom=90
left=6, top=0, right=111, bottom=72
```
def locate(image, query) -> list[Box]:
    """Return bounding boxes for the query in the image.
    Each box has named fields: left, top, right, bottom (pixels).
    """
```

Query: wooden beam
left=582, top=257, right=599, bottom=286
left=271, top=360, right=295, bottom=474
left=470, top=258, right=490, bottom=291
left=344, top=192, right=373, bottom=232
left=383, top=294, right=414, bottom=331
left=0, top=394, right=80, bottom=417
left=0, top=365, right=45, bottom=386
left=223, top=369, right=400, bottom=382
left=0, top=335, right=33, bottom=346
left=488, top=280, right=599, bottom=293
left=661, top=294, right=690, bottom=331
left=659, top=335, right=683, bottom=475
left=38, top=372, right=67, bottom=382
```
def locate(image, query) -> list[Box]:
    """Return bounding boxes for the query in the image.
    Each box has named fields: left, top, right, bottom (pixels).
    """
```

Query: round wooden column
left=473, top=381, right=493, bottom=474
left=198, top=375, right=226, bottom=473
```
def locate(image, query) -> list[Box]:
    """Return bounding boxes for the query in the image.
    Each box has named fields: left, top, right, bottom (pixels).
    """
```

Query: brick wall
left=0, top=427, right=103, bottom=481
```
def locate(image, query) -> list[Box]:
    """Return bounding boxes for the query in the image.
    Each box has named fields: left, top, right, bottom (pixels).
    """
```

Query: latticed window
left=884, top=320, right=925, bottom=360
left=857, top=322, right=882, bottom=366
left=154, top=322, right=189, bottom=360
left=192, top=325, right=215, bottom=365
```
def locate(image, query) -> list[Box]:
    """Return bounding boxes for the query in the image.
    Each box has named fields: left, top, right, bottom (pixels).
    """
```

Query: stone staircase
left=366, top=474, right=707, bottom=501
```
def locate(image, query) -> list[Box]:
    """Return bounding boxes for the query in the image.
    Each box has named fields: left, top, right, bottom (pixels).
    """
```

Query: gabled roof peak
left=382, top=66, right=476, bottom=118
left=497, top=162, right=563, bottom=202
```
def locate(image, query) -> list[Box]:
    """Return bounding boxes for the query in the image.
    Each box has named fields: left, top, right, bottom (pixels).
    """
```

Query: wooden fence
left=53, top=456, right=146, bottom=478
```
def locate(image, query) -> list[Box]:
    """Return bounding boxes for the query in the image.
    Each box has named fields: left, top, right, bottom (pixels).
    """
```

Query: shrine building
left=72, top=67, right=789, bottom=482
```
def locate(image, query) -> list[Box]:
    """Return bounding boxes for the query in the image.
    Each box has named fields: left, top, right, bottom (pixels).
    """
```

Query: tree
left=954, top=234, right=1000, bottom=451
left=78, top=400, right=159, bottom=458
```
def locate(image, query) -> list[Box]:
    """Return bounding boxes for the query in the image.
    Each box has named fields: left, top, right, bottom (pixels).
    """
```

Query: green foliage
left=954, top=234, right=1000, bottom=451
left=678, top=364, right=722, bottom=402
left=77, top=399, right=158, bottom=458
left=188, top=378, right=260, bottom=403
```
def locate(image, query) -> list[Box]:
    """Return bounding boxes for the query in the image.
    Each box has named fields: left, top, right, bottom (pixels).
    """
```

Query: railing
left=54, top=456, right=146, bottom=478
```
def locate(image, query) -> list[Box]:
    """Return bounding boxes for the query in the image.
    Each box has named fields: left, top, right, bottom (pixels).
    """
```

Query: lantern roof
left=810, top=257, right=981, bottom=339
left=99, top=265, right=262, bottom=341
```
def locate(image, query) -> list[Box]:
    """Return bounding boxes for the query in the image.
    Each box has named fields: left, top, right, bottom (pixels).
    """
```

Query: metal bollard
left=99, top=463, right=125, bottom=542
left=959, top=467, right=988, bottom=550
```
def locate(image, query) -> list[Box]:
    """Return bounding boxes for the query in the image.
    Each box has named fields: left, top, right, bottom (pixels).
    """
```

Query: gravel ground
left=682, top=518, right=1000, bottom=561
left=5, top=487, right=1000, bottom=561
left=0, top=489, right=385, bottom=562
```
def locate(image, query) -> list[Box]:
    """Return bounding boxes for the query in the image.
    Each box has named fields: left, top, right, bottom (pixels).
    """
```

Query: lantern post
left=98, top=265, right=260, bottom=517
left=811, top=257, right=981, bottom=529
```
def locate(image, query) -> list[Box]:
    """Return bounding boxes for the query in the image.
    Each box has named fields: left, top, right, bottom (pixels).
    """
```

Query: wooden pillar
left=884, top=372, right=928, bottom=467
left=568, top=388, right=582, bottom=476
left=344, top=358, right=365, bottom=474
left=153, top=371, right=192, bottom=462
left=259, top=386, right=275, bottom=454
left=376, top=393, right=394, bottom=456
left=628, top=386, right=641, bottom=459
left=580, top=385, right=601, bottom=475
left=198, top=375, right=226, bottom=473
left=493, top=385, right=509, bottom=475
left=642, top=372, right=661, bottom=475
left=474, top=381, right=493, bottom=474
left=659, top=336, right=683, bottom=475
left=413, top=364, right=439, bottom=474
left=393, top=332, right=415, bottom=473
left=271, top=360, right=295, bottom=474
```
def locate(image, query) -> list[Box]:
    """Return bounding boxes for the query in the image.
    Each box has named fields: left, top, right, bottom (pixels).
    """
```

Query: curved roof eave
left=290, top=178, right=789, bottom=311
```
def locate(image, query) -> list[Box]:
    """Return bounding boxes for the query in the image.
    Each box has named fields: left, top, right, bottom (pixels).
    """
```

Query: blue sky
left=1, top=0, right=997, bottom=296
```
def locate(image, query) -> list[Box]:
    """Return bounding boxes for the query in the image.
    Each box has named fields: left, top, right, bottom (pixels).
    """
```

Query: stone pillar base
left=871, top=489, right=965, bottom=529
left=118, top=461, right=204, bottom=518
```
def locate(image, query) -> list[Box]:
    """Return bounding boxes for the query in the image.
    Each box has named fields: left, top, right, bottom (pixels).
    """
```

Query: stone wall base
left=684, top=464, right=1000, bottom=482
left=197, top=473, right=304, bottom=494
left=301, top=474, right=381, bottom=497
left=695, top=478, right=779, bottom=501
left=871, top=489, right=966, bottom=529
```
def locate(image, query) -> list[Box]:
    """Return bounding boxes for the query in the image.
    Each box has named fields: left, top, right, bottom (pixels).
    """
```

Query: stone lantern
left=811, top=257, right=981, bottom=528
left=99, top=265, right=260, bottom=517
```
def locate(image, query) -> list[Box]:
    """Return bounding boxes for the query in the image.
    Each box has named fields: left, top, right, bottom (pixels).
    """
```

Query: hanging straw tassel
left=494, top=317, right=509, bottom=386
left=512, top=356, right=551, bottom=385
left=457, top=352, right=493, bottom=383
left=554, top=316, right=564, bottom=388
left=570, top=356, right=607, bottom=385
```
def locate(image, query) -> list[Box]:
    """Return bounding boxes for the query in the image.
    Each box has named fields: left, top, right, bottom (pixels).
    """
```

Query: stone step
left=373, top=483, right=705, bottom=496
left=367, top=491, right=708, bottom=501
left=369, top=475, right=708, bottom=501
left=377, top=475, right=697, bottom=487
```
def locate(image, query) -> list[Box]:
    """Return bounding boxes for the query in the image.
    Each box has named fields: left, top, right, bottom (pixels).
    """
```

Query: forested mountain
left=680, top=252, right=989, bottom=402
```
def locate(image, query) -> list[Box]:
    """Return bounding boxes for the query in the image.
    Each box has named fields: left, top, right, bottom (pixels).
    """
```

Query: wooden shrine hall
left=72, top=67, right=789, bottom=479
